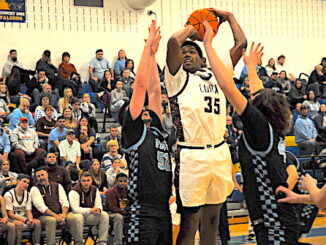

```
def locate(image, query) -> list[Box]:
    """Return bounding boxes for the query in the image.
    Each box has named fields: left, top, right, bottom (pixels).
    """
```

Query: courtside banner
left=0, top=0, right=26, bottom=23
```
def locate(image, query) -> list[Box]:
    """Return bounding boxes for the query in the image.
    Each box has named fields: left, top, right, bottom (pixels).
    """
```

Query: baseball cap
left=70, top=97, right=80, bottom=105
left=300, top=105, right=309, bottom=110
left=271, top=71, right=278, bottom=76
left=67, top=129, right=75, bottom=135
left=20, top=117, right=29, bottom=123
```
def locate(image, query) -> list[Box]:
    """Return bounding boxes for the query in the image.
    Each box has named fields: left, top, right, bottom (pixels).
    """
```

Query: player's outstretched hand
left=242, top=42, right=264, bottom=66
left=276, top=186, right=300, bottom=204
left=146, top=20, right=161, bottom=55
left=299, top=173, right=317, bottom=192
left=203, top=21, right=214, bottom=45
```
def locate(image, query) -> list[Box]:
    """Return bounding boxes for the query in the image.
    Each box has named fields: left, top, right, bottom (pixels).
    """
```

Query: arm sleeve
left=68, top=190, right=91, bottom=215
left=239, top=102, right=270, bottom=151
left=58, top=184, right=69, bottom=208
left=121, top=108, right=145, bottom=149
left=30, top=187, right=49, bottom=214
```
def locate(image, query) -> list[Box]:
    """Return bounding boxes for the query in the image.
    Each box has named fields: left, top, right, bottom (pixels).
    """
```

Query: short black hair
left=80, top=171, right=92, bottom=179
left=277, top=55, right=285, bottom=60
left=9, top=49, right=17, bottom=54
left=35, top=166, right=48, bottom=173
left=57, top=116, right=65, bottom=121
left=182, top=41, right=203, bottom=58
left=38, top=69, right=46, bottom=73
left=116, top=172, right=128, bottom=180
left=43, top=50, right=51, bottom=57
left=17, top=174, right=31, bottom=181
left=62, top=52, right=70, bottom=60
left=96, top=49, right=103, bottom=54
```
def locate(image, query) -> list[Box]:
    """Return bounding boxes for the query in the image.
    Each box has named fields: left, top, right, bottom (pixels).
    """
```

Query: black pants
left=218, top=201, right=230, bottom=241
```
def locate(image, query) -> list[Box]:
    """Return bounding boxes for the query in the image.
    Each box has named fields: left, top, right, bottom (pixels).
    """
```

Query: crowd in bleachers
left=0, top=45, right=325, bottom=244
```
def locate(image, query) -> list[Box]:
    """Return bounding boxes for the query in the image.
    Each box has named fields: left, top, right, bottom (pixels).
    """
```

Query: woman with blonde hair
left=58, top=87, right=73, bottom=113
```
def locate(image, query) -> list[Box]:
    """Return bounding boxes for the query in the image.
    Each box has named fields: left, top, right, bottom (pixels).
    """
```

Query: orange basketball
left=186, top=8, right=220, bottom=41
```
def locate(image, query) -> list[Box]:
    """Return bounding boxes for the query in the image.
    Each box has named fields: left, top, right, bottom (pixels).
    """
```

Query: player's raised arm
left=129, top=20, right=161, bottom=120
left=166, top=25, right=199, bottom=75
left=209, top=9, right=247, bottom=67
left=202, top=21, right=247, bottom=115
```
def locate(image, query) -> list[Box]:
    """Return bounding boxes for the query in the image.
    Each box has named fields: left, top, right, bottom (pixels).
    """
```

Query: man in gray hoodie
left=11, top=117, right=45, bottom=173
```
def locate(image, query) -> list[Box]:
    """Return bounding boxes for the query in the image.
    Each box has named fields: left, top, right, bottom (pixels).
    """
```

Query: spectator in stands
left=0, top=122, right=10, bottom=161
left=59, top=129, right=81, bottom=169
left=308, top=64, right=326, bottom=98
left=288, top=79, right=307, bottom=109
left=27, top=70, right=49, bottom=103
left=100, top=124, right=122, bottom=154
left=9, top=98, right=35, bottom=130
left=106, top=157, right=128, bottom=187
left=48, top=116, right=67, bottom=151
left=294, top=105, right=318, bottom=154
left=106, top=172, right=128, bottom=245
left=89, top=159, right=108, bottom=195
left=275, top=55, right=296, bottom=81
left=240, top=76, right=251, bottom=99
left=110, top=81, right=129, bottom=113
left=34, top=83, right=60, bottom=110
left=4, top=174, right=42, bottom=245
left=0, top=88, right=10, bottom=121
left=45, top=152, right=72, bottom=193
left=75, top=116, right=100, bottom=160
left=265, top=58, right=276, bottom=77
left=257, top=57, right=268, bottom=80
left=58, top=52, right=78, bottom=79
left=58, top=87, right=73, bottom=114
left=293, top=103, right=303, bottom=124
left=80, top=93, right=98, bottom=133
left=34, top=95, right=58, bottom=122
left=11, top=117, right=45, bottom=173
left=35, top=105, right=57, bottom=146
left=2, top=49, right=23, bottom=78
left=114, top=49, right=127, bottom=78
left=320, top=57, right=326, bottom=74
left=101, top=140, right=123, bottom=171
left=30, top=167, right=83, bottom=245
left=35, top=50, right=58, bottom=81
left=62, top=106, right=78, bottom=130
left=264, top=72, right=282, bottom=93
left=69, top=171, right=109, bottom=245
left=99, top=70, right=114, bottom=94
left=0, top=195, right=16, bottom=245
left=70, top=97, right=83, bottom=121
left=118, top=68, right=134, bottom=98
left=78, top=125, right=92, bottom=160
left=89, top=49, right=113, bottom=92
left=277, top=70, right=291, bottom=95
left=125, top=58, right=135, bottom=78
left=162, top=104, right=174, bottom=135
left=0, top=160, right=17, bottom=195
left=302, top=90, right=320, bottom=118
left=313, top=104, right=326, bottom=143
left=0, top=83, right=10, bottom=105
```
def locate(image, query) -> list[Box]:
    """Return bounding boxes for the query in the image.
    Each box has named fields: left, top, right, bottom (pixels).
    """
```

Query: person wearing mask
left=69, top=171, right=110, bottom=245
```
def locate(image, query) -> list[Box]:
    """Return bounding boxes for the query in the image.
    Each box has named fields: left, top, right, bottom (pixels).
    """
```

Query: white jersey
left=165, top=66, right=227, bottom=145
left=4, top=189, right=31, bottom=218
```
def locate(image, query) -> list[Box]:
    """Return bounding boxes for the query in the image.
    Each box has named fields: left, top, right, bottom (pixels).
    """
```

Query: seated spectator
left=110, top=81, right=129, bottom=113
left=79, top=125, right=93, bottom=159
left=62, top=106, right=78, bottom=130
left=89, top=49, right=114, bottom=92
left=309, top=65, right=326, bottom=98
left=34, top=95, right=58, bottom=122
left=58, top=87, right=73, bottom=114
left=265, top=58, right=276, bottom=77
left=27, top=70, right=49, bottom=105
left=4, top=174, right=42, bottom=245
left=11, top=117, right=45, bottom=174
left=36, top=105, right=57, bottom=149
left=264, top=72, right=282, bottom=93
left=313, top=104, right=326, bottom=143
left=80, top=94, right=98, bottom=132
left=118, top=68, right=134, bottom=98
left=114, top=49, right=127, bottom=78
left=0, top=83, right=10, bottom=106
left=68, top=171, right=109, bottom=245
left=0, top=195, right=16, bottom=245
left=89, top=159, right=108, bottom=195
left=0, top=88, right=10, bottom=120
left=71, top=97, right=83, bottom=121
left=9, top=98, right=35, bottom=130
left=48, top=116, right=67, bottom=151
left=106, top=172, right=128, bottom=245
left=162, top=104, right=174, bottom=135
left=0, top=160, right=17, bottom=195
left=75, top=116, right=100, bottom=160
left=288, top=79, right=307, bottom=109
left=125, top=58, right=135, bottom=78
left=239, top=76, right=251, bottom=99
left=2, top=49, right=23, bottom=78
left=59, top=129, right=81, bottom=169
left=100, top=124, right=122, bottom=154
left=275, top=55, right=296, bottom=81
left=303, top=90, right=320, bottom=118
left=98, top=70, right=114, bottom=108
left=106, top=157, right=128, bottom=187
left=321, top=57, right=326, bottom=73
left=294, top=105, right=318, bottom=154
left=45, top=152, right=72, bottom=193
left=30, top=167, right=83, bottom=245
left=58, top=52, right=78, bottom=80
left=257, top=57, right=268, bottom=80
left=277, top=70, right=291, bottom=95
left=0, top=122, right=11, bottom=162
left=293, top=103, right=303, bottom=124
left=101, top=140, right=123, bottom=171
left=33, top=83, right=60, bottom=110
left=5, top=66, right=32, bottom=102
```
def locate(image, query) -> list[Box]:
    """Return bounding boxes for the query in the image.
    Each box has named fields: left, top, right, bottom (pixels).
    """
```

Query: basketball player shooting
left=165, top=9, right=246, bottom=245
